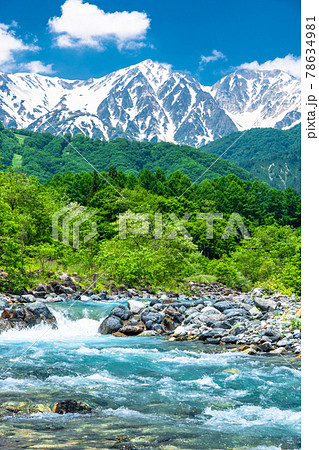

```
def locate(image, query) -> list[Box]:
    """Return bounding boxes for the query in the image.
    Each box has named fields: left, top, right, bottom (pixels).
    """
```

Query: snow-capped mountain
left=210, top=69, right=301, bottom=131
left=0, top=60, right=300, bottom=147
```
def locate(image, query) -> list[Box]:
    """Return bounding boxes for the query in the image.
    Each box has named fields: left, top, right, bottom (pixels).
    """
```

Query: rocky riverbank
left=0, top=274, right=301, bottom=355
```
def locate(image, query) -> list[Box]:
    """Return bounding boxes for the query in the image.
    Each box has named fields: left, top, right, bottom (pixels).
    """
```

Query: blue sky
left=0, top=0, right=301, bottom=84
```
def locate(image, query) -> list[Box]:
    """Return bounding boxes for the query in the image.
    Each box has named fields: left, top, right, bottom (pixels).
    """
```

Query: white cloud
left=236, top=54, right=301, bottom=78
left=200, top=49, right=226, bottom=68
left=48, top=0, right=150, bottom=50
left=19, top=60, right=55, bottom=74
left=0, top=22, right=38, bottom=68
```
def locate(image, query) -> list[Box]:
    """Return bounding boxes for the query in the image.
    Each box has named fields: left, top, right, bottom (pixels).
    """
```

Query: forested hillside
left=0, top=124, right=253, bottom=183
left=0, top=123, right=301, bottom=193
left=0, top=164, right=301, bottom=296
left=201, top=125, right=301, bottom=192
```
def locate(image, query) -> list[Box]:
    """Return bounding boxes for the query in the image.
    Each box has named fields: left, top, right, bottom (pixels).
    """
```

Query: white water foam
left=0, top=310, right=101, bottom=341
left=202, top=405, right=301, bottom=429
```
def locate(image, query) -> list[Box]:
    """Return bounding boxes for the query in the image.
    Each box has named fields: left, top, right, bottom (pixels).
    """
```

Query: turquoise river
left=0, top=299, right=301, bottom=449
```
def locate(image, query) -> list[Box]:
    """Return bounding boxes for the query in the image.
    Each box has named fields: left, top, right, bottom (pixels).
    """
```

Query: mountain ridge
left=0, top=59, right=301, bottom=147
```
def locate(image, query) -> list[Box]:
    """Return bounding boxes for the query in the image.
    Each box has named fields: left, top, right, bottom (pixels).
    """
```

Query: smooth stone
left=110, top=305, right=131, bottom=320
left=173, top=326, right=188, bottom=336
left=127, top=299, right=145, bottom=315
left=141, top=310, right=162, bottom=325
left=225, top=309, right=248, bottom=318
left=139, top=330, right=158, bottom=336
left=21, top=294, right=36, bottom=303
left=213, top=320, right=232, bottom=329
left=254, top=297, right=277, bottom=312
left=277, top=338, right=290, bottom=347
left=221, top=335, right=238, bottom=344
left=259, top=342, right=273, bottom=352
left=119, top=324, right=144, bottom=336
left=205, top=338, right=220, bottom=344
left=98, top=315, right=122, bottom=335
left=249, top=306, right=263, bottom=319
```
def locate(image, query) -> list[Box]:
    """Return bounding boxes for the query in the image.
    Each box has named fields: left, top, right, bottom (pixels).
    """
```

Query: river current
left=0, top=299, right=301, bottom=449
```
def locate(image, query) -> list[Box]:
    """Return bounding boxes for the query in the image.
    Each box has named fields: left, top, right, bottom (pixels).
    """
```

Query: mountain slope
left=0, top=60, right=301, bottom=147
left=210, top=69, right=301, bottom=131
left=0, top=127, right=254, bottom=183
left=201, top=125, right=301, bottom=192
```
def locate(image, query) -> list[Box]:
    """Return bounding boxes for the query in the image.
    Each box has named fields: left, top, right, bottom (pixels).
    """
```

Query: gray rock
left=249, top=306, right=263, bottom=319
left=198, top=311, right=224, bottom=326
left=21, top=294, right=36, bottom=303
left=225, top=309, right=248, bottom=319
left=0, top=296, right=9, bottom=309
left=153, top=303, right=164, bottom=311
left=214, top=301, right=234, bottom=312
left=110, top=305, right=131, bottom=320
left=139, top=330, right=158, bottom=336
left=208, top=328, right=227, bottom=337
left=277, top=338, right=290, bottom=347
left=0, top=318, right=11, bottom=333
left=25, top=302, right=53, bottom=318
left=141, top=310, right=162, bottom=325
left=254, top=297, right=277, bottom=312
left=221, top=336, right=238, bottom=344
left=213, top=320, right=232, bottom=329
left=205, top=338, right=220, bottom=344
left=119, top=324, right=144, bottom=336
left=259, top=342, right=273, bottom=352
left=145, top=320, right=154, bottom=330
left=0, top=302, right=57, bottom=330
left=98, top=315, right=122, bottom=334
left=127, top=299, right=145, bottom=314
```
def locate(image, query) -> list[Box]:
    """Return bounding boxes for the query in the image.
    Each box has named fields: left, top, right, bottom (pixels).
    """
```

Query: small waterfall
left=0, top=309, right=101, bottom=341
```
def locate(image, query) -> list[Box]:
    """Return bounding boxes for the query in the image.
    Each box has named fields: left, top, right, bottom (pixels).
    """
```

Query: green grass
left=15, top=134, right=26, bottom=145
left=12, top=153, right=22, bottom=169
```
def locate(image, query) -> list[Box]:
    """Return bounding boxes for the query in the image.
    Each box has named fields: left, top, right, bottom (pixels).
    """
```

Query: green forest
left=0, top=123, right=287, bottom=185
left=0, top=123, right=301, bottom=296
left=202, top=125, right=301, bottom=192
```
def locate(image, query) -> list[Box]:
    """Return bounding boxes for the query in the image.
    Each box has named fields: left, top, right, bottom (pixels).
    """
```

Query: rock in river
left=0, top=302, right=57, bottom=332
left=110, top=305, right=131, bottom=320
left=127, top=299, right=145, bottom=315
left=98, top=315, right=122, bottom=335
left=53, top=400, right=92, bottom=414
left=119, top=324, right=145, bottom=336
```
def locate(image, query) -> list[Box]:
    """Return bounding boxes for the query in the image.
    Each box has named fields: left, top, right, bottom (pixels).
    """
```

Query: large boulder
left=254, top=297, right=277, bottom=312
left=98, top=315, right=123, bottom=335
left=110, top=305, right=131, bottom=320
left=127, top=300, right=145, bottom=315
